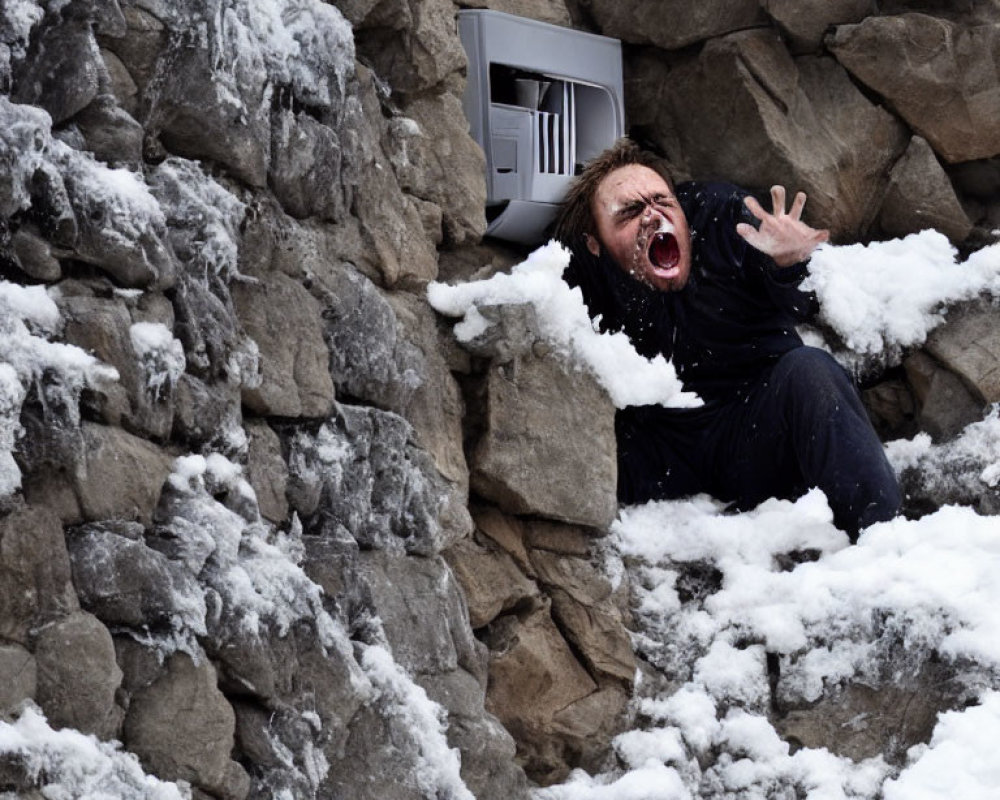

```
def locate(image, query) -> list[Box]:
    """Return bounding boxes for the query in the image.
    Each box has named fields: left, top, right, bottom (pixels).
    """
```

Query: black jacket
left=563, top=181, right=816, bottom=404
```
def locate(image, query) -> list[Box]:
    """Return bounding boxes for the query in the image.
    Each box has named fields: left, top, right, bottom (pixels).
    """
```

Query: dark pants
left=616, top=347, right=901, bottom=540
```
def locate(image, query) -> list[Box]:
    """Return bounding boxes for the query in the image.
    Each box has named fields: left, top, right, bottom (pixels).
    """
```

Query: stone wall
left=0, top=0, right=998, bottom=797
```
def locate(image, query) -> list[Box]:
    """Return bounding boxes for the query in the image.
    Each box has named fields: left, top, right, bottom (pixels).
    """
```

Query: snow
left=153, top=454, right=367, bottom=691
left=0, top=1, right=43, bottom=85
left=535, top=491, right=1000, bottom=800
left=428, top=241, right=700, bottom=409
left=49, top=139, right=168, bottom=247
left=204, top=0, right=355, bottom=114
left=360, top=642, right=476, bottom=800
left=0, top=706, right=190, bottom=799
left=148, top=158, right=246, bottom=280
left=804, top=233, right=1000, bottom=366
left=883, top=691, right=1000, bottom=800
left=262, top=708, right=331, bottom=797
left=242, top=0, right=355, bottom=108
left=885, top=408, right=1000, bottom=507
left=0, top=96, right=52, bottom=216
left=0, top=281, right=118, bottom=499
left=130, top=322, right=186, bottom=399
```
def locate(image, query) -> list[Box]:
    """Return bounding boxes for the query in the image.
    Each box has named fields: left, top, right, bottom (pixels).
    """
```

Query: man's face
left=587, top=164, right=692, bottom=292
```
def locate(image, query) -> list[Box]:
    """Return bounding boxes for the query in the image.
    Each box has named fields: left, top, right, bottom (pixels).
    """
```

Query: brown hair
left=553, top=138, right=674, bottom=248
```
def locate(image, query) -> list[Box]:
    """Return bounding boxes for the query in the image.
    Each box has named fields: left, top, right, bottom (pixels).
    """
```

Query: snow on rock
left=359, top=642, right=475, bottom=800
left=0, top=97, right=49, bottom=217
left=2, top=97, right=176, bottom=287
left=803, top=234, right=1000, bottom=368
left=260, top=708, right=332, bottom=800
left=130, top=322, right=186, bottom=400
left=233, top=0, right=355, bottom=109
left=0, top=363, right=25, bottom=497
left=0, top=0, right=43, bottom=83
left=883, top=691, right=1000, bottom=800
left=428, top=241, right=699, bottom=409
left=153, top=0, right=355, bottom=114
left=147, top=157, right=260, bottom=386
left=0, top=281, right=117, bottom=499
left=151, top=454, right=360, bottom=673
left=49, top=140, right=176, bottom=287
left=147, top=158, right=246, bottom=282
left=284, top=405, right=448, bottom=555
left=0, top=705, right=190, bottom=799
left=534, top=491, right=1000, bottom=800
left=886, top=407, right=1000, bottom=512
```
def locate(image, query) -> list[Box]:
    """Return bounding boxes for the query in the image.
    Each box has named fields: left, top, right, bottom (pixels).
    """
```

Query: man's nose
left=641, top=206, right=665, bottom=226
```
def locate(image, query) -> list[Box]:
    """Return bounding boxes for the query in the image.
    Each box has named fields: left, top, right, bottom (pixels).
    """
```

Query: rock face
left=630, top=32, right=909, bottom=240
left=877, top=136, right=973, bottom=242
left=0, top=0, right=999, bottom=797
left=445, top=506, right=634, bottom=784
left=574, top=0, right=766, bottom=50
left=925, top=300, right=1000, bottom=404
left=761, top=0, right=871, bottom=52
left=470, top=350, right=617, bottom=529
left=829, top=14, right=1000, bottom=164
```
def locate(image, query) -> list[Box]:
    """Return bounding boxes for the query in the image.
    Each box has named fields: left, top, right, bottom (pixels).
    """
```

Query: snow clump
left=428, top=241, right=699, bottom=409
left=885, top=407, right=1000, bottom=510
left=534, top=489, right=1000, bottom=800
left=0, top=705, right=190, bottom=799
left=804, top=233, right=1000, bottom=365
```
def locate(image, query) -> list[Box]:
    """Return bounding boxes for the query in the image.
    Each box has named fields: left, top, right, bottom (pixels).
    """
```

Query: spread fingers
left=770, top=185, right=786, bottom=216
left=789, top=191, right=807, bottom=221
left=743, top=195, right=767, bottom=221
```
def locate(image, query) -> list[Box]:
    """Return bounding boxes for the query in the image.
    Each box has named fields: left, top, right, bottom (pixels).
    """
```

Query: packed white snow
left=428, top=241, right=699, bottom=409
left=882, top=691, right=1000, bottom=800
left=0, top=706, right=190, bottom=799
left=535, top=492, right=1000, bottom=800
left=804, top=233, right=1000, bottom=362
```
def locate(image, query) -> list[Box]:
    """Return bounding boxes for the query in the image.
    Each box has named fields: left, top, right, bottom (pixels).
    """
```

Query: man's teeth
left=657, top=219, right=675, bottom=235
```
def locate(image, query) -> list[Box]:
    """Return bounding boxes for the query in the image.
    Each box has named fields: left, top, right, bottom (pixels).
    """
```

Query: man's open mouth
left=648, top=232, right=680, bottom=273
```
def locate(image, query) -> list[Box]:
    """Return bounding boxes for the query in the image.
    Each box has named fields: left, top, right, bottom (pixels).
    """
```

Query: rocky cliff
left=0, top=0, right=998, bottom=798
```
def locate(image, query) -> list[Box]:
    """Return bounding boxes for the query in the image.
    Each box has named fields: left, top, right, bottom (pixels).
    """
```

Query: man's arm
left=736, top=185, right=829, bottom=267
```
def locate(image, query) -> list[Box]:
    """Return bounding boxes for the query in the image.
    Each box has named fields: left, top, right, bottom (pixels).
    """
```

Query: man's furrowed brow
left=613, top=199, right=645, bottom=220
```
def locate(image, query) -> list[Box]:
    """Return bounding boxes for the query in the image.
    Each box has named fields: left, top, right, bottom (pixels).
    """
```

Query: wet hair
left=555, top=138, right=676, bottom=352
left=552, top=138, right=675, bottom=249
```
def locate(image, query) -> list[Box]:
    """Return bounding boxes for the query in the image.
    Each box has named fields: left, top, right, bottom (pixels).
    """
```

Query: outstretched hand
left=736, top=185, right=830, bottom=268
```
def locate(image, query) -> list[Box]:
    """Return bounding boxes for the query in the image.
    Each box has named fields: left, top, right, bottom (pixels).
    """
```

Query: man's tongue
left=649, top=233, right=680, bottom=272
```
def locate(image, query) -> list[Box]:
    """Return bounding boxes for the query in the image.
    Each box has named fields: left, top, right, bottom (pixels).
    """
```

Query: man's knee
left=775, top=346, right=849, bottom=386
left=769, top=347, right=858, bottom=416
